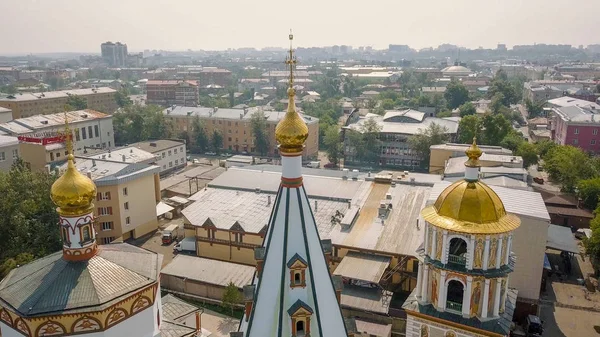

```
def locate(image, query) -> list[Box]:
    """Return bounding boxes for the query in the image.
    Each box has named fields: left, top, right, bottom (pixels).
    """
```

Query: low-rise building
left=129, top=139, right=187, bottom=176
left=0, top=135, right=19, bottom=172
left=344, top=110, right=459, bottom=169
left=551, top=105, right=600, bottom=153
left=0, top=106, right=12, bottom=123
left=146, top=80, right=199, bottom=107
left=421, top=87, right=446, bottom=97
left=429, top=143, right=512, bottom=174
left=0, top=110, right=115, bottom=171
left=60, top=156, right=161, bottom=243
left=547, top=96, right=600, bottom=110
left=163, top=106, right=319, bottom=159
left=0, top=87, right=118, bottom=118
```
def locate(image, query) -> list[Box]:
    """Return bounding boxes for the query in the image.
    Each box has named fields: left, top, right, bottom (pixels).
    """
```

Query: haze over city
left=2, top=0, right=600, bottom=54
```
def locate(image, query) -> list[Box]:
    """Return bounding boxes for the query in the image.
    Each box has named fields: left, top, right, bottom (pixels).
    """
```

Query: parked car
left=533, top=177, right=544, bottom=184
left=205, top=151, right=216, bottom=156
left=324, top=163, right=336, bottom=169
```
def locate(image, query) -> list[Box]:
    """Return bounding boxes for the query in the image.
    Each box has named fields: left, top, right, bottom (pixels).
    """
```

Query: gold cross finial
left=285, top=29, right=297, bottom=90
left=62, top=112, right=73, bottom=157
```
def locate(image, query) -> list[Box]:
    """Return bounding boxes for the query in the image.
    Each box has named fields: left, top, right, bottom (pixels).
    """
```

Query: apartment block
left=146, top=80, right=199, bottom=107
left=0, top=135, right=20, bottom=172
left=0, top=87, right=118, bottom=119
left=552, top=106, right=600, bottom=153
left=198, top=67, right=232, bottom=87
left=101, top=41, right=128, bottom=67
left=59, top=157, right=161, bottom=243
left=0, top=110, right=115, bottom=171
left=129, top=139, right=187, bottom=176
left=163, top=106, right=319, bottom=159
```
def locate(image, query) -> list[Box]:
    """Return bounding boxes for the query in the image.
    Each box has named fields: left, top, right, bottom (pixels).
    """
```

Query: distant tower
left=235, top=33, right=349, bottom=337
left=403, top=139, right=520, bottom=337
left=0, top=114, right=163, bottom=337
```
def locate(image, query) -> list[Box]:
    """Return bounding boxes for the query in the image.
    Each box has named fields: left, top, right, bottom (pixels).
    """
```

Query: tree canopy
left=65, top=94, right=88, bottom=110
left=323, top=126, right=342, bottom=166
left=459, top=102, right=476, bottom=117
left=112, top=104, right=174, bottom=145
left=345, top=118, right=382, bottom=165
left=544, top=145, right=599, bottom=192
left=221, top=282, right=242, bottom=315
left=409, top=122, right=449, bottom=167
left=444, top=80, right=470, bottom=109
left=250, top=109, right=270, bottom=156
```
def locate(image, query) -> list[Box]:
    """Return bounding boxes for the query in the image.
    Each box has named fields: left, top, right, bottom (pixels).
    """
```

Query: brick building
left=146, top=80, right=199, bottom=107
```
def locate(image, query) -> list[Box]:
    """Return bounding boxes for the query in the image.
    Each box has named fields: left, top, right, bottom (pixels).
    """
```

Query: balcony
left=447, top=254, right=466, bottom=266
left=446, top=301, right=462, bottom=313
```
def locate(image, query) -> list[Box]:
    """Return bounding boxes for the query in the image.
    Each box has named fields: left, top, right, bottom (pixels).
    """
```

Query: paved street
left=128, top=217, right=184, bottom=268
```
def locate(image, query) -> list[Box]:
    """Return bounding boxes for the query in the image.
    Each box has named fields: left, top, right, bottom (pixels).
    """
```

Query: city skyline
left=1, top=0, right=599, bottom=55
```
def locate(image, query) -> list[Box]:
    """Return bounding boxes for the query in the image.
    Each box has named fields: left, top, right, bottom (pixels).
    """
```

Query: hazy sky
left=1, top=0, right=599, bottom=55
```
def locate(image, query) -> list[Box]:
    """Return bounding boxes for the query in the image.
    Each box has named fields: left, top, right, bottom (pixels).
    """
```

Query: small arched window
left=82, top=226, right=91, bottom=242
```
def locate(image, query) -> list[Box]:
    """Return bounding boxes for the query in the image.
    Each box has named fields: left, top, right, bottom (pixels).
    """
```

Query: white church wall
left=0, top=322, right=22, bottom=337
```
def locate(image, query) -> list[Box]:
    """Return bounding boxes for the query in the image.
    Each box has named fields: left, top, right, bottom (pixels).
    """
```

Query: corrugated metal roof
left=161, top=255, right=254, bottom=288
left=355, top=319, right=392, bottom=337
left=340, top=285, right=392, bottom=314
left=547, top=224, right=580, bottom=254
left=333, top=252, right=390, bottom=283
left=0, top=243, right=160, bottom=317
left=161, top=294, right=198, bottom=321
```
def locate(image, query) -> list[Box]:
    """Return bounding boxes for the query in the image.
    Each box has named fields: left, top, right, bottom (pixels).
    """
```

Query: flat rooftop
left=130, top=139, right=185, bottom=154
left=430, top=143, right=512, bottom=155
left=0, top=87, right=116, bottom=102
left=163, top=106, right=319, bottom=125
left=161, top=255, right=255, bottom=288
left=0, top=110, right=110, bottom=134
left=62, top=158, right=160, bottom=186
left=82, top=146, right=156, bottom=164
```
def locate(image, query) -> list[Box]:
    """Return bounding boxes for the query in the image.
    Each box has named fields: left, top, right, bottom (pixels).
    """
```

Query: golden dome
left=275, top=90, right=309, bottom=154
left=51, top=154, right=97, bottom=216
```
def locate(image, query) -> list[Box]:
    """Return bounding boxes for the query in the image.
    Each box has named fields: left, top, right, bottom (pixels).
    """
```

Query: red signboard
left=18, top=134, right=71, bottom=145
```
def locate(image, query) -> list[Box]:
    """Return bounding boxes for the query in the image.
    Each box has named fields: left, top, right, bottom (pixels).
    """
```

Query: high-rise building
left=403, top=139, right=520, bottom=337
left=235, top=33, right=349, bottom=337
left=0, top=119, right=163, bottom=337
left=101, top=41, right=128, bottom=67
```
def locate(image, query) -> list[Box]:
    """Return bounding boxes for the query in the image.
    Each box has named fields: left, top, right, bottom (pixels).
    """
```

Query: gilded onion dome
left=50, top=119, right=96, bottom=216
left=275, top=32, right=309, bottom=154
left=421, top=138, right=520, bottom=234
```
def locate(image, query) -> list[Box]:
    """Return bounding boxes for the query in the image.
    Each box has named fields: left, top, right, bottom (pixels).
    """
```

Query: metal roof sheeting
left=161, top=255, right=254, bottom=288
left=333, top=252, right=390, bottom=283
left=547, top=224, right=580, bottom=254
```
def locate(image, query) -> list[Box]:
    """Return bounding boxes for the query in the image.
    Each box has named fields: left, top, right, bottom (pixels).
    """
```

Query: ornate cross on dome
left=59, top=112, right=74, bottom=156
left=285, top=30, right=297, bottom=90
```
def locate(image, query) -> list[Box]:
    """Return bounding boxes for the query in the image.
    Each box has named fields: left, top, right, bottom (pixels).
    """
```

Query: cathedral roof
left=0, top=243, right=161, bottom=317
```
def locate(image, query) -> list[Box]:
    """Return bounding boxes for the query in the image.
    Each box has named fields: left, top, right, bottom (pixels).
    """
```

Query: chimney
left=267, top=195, right=271, bottom=205
left=86, top=171, right=92, bottom=179
left=314, top=200, right=318, bottom=211
left=195, top=311, right=202, bottom=333
left=254, top=247, right=266, bottom=275
left=243, top=285, right=256, bottom=322
left=332, top=275, right=343, bottom=304
left=92, top=159, right=96, bottom=167
left=122, top=154, right=126, bottom=162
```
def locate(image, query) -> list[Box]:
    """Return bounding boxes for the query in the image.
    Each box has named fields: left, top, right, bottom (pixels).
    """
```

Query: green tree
left=490, top=93, right=506, bottom=114
left=577, top=178, right=600, bottom=210
left=459, top=102, right=476, bottom=117
left=488, top=72, right=519, bottom=106
left=112, top=105, right=174, bottom=145
left=381, top=99, right=396, bottom=110
left=525, top=98, right=545, bottom=118
left=408, top=122, right=449, bottom=167
left=0, top=160, right=61, bottom=278
left=586, top=207, right=600, bottom=261
left=115, top=90, right=133, bottom=108
left=444, top=80, right=469, bottom=109
left=0, top=85, right=17, bottom=95
left=536, top=140, right=557, bottom=159
left=221, top=282, right=242, bottom=315
left=516, top=142, right=538, bottom=168
left=544, top=145, right=599, bottom=192
left=500, top=131, right=525, bottom=152
left=211, top=130, right=224, bottom=154
left=250, top=110, right=270, bottom=156
left=323, top=126, right=342, bottom=166
left=458, top=115, right=482, bottom=144
left=481, top=114, right=511, bottom=145
left=65, top=94, right=88, bottom=110
left=345, top=117, right=382, bottom=165
left=191, top=116, right=209, bottom=153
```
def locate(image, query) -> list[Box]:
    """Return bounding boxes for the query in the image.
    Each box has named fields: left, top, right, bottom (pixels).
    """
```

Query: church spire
left=50, top=113, right=99, bottom=261
left=236, top=33, right=348, bottom=337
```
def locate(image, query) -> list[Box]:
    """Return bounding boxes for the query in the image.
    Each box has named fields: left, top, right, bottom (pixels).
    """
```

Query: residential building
left=129, top=139, right=187, bottom=176
left=0, top=110, right=115, bottom=171
left=62, top=156, right=161, bottom=243
left=163, top=106, right=319, bottom=159
left=198, top=67, right=232, bottom=87
left=547, top=96, right=600, bottom=110
left=551, top=105, right=600, bottom=153
left=0, top=131, right=162, bottom=337
left=344, top=110, right=459, bottom=169
left=421, top=86, right=446, bottom=97
left=523, top=82, right=564, bottom=102
left=101, top=41, right=128, bottom=67
left=0, top=87, right=118, bottom=119
left=540, top=191, right=594, bottom=230
left=429, top=143, right=512, bottom=174
left=83, top=146, right=157, bottom=165
left=404, top=141, right=521, bottom=337
left=146, top=80, right=199, bottom=107
left=0, top=135, right=19, bottom=172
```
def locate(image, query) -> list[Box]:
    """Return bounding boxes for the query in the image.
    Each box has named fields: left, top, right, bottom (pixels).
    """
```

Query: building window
left=88, top=126, right=93, bottom=138
left=574, top=128, right=579, bottom=135
left=180, top=146, right=183, bottom=152
left=168, top=150, right=172, bottom=156
left=126, top=217, right=130, bottom=225
left=101, top=222, right=113, bottom=231
left=174, top=148, right=178, bottom=154
left=82, top=226, right=91, bottom=242
left=98, top=192, right=111, bottom=200
left=94, top=125, right=99, bottom=137
left=75, top=129, right=80, bottom=141
left=207, top=228, right=216, bottom=239
left=124, top=202, right=129, bottom=210
left=56, top=152, right=61, bottom=158
left=162, top=152, right=165, bottom=158
left=594, top=129, right=599, bottom=135
left=592, top=140, right=596, bottom=145
left=12, top=149, right=18, bottom=159
left=234, top=232, right=243, bottom=243
left=162, top=165, right=166, bottom=170
left=101, top=237, right=114, bottom=244
left=123, top=187, right=128, bottom=196
left=573, top=139, right=579, bottom=145
left=82, top=127, right=87, bottom=139
left=98, top=207, right=112, bottom=216
left=50, top=152, right=54, bottom=161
